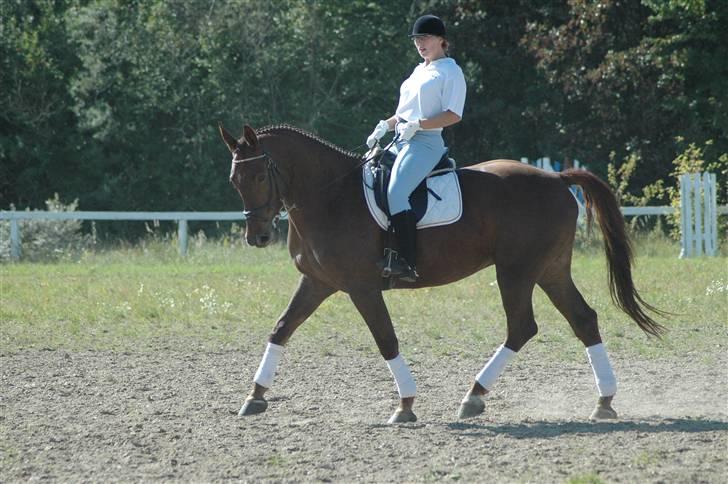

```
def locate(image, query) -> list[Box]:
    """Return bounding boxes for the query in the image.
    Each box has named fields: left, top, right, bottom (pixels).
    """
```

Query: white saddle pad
left=362, top=165, right=463, bottom=230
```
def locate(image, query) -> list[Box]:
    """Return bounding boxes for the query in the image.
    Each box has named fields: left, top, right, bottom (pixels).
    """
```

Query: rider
left=366, top=14, right=467, bottom=282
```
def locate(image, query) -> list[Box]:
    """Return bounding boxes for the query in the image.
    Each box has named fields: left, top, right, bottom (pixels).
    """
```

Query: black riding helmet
left=410, top=15, right=446, bottom=37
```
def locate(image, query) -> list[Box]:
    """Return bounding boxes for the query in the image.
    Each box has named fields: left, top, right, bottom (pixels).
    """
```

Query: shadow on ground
left=446, top=417, right=728, bottom=439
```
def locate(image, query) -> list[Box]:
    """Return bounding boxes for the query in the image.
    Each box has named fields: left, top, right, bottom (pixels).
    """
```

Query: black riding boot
left=382, top=210, right=419, bottom=282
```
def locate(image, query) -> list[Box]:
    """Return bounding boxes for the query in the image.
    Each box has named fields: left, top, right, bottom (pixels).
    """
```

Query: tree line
left=2, top=0, right=726, bottom=227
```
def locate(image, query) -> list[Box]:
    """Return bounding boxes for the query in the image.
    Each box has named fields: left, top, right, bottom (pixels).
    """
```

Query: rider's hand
left=400, top=120, right=421, bottom=141
left=366, top=120, right=390, bottom=148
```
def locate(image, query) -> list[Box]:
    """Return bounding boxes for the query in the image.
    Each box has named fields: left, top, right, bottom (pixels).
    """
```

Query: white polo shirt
left=395, top=57, right=467, bottom=131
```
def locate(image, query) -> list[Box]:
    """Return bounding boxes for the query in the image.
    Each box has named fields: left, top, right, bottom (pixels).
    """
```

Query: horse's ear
left=219, top=123, right=238, bottom=153
left=243, top=125, right=259, bottom=149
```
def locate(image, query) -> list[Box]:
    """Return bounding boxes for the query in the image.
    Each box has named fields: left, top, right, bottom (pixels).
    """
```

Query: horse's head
left=219, top=124, right=283, bottom=247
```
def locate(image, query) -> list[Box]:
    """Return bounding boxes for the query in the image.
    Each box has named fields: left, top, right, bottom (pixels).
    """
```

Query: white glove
left=366, top=120, right=390, bottom=148
left=399, top=120, right=421, bottom=141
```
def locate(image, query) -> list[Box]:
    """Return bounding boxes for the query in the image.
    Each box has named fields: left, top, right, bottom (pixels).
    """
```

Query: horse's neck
left=262, top=132, right=360, bottom=212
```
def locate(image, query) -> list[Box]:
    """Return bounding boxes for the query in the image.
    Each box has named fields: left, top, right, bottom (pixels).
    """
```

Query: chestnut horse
left=219, top=124, right=664, bottom=424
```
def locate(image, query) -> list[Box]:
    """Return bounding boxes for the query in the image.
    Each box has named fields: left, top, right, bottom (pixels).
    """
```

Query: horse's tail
left=559, top=169, right=667, bottom=337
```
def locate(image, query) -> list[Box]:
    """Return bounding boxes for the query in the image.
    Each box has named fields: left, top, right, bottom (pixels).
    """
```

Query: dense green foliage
left=2, top=0, right=726, bottom=229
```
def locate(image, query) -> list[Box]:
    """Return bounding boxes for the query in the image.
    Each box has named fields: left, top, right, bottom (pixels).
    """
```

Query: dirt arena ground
left=2, top=342, right=726, bottom=482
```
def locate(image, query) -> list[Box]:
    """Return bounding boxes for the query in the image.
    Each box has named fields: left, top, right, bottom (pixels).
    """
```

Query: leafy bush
left=607, top=150, right=667, bottom=233
left=663, top=139, right=728, bottom=240
left=0, top=195, right=94, bottom=262
left=607, top=140, right=727, bottom=242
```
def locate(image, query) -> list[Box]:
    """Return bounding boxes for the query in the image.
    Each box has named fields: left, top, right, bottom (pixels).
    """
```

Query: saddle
left=363, top=147, right=463, bottom=230
left=367, top=147, right=455, bottom=218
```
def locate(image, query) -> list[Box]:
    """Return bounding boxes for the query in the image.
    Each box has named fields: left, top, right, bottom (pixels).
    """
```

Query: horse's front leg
left=239, top=275, right=335, bottom=416
left=349, top=290, right=417, bottom=424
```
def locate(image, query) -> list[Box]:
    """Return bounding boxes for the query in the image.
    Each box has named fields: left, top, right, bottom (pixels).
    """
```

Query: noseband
left=231, top=151, right=286, bottom=223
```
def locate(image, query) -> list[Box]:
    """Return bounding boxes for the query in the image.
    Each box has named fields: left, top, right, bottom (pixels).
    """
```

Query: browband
left=233, top=153, right=267, bottom=164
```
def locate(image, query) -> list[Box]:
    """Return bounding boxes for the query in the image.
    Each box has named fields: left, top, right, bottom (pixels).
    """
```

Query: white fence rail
left=0, top=211, right=252, bottom=259
left=2, top=205, right=724, bottom=260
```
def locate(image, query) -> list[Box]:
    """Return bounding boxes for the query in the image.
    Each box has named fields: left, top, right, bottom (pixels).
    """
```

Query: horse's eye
left=256, top=173, right=266, bottom=183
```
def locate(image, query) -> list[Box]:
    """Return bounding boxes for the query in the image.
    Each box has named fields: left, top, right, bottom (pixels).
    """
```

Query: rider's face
left=413, top=35, right=445, bottom=63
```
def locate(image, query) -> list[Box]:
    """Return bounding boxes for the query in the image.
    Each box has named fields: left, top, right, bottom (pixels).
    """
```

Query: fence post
left=178, top=219, right=188, bottom=256
left=680, top=175, right=690, bottom=257
left=10, top=218, right=21, bottom=261
left=704, top=172, right=717, bottom=256
left=710, top=172, right=718, bottom=255
left=680, top=172, right=717, bottom=258
left=694, top=173, right=703, bottom=256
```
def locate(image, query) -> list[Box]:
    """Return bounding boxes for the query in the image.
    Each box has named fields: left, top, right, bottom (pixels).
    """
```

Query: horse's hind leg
left=538, top=264, right=618, bottom=420
left=459, top=268, right=539, bottom=419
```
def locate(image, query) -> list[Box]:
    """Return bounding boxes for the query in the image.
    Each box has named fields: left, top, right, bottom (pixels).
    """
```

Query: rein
left=231, top=134, right=400, bottom=220
left=318, top=135, right=400, bottom=192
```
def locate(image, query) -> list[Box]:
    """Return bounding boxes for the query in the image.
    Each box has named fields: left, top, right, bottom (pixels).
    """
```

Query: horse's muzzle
left=246, top=232, right=273, bottom=248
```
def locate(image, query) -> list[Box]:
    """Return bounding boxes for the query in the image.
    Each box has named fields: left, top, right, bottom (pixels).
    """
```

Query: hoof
left=589, top=396, right=618, bottom=421
left=458, top=394, right=485, bottom=420
left=238, top=398, right=268, bottom=416
left=589, top=405, right=618, bottom=421
left=387, top=409, right=417, bottom=424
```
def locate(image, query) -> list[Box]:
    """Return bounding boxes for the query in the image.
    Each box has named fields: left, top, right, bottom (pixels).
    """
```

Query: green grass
left=1, top=237, right=726, bottom=363
left=633, top=450, right=662, bottom=467
left=567, top=473, right=603, bottom=484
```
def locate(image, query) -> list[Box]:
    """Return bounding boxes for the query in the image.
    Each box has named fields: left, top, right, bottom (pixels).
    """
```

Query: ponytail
left=441, top=37, right=450, bottom=56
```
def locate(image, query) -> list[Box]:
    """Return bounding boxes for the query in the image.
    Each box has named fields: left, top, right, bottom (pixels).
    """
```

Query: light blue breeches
left=387, top=130, right=446, bottom=215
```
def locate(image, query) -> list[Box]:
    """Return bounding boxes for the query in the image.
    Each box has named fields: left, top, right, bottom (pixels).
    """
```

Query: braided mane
left=256, top=124, right=359, bottom=159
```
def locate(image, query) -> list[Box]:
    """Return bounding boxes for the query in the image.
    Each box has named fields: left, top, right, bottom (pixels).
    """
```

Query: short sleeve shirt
left=395, top=57, right=467, bottom=128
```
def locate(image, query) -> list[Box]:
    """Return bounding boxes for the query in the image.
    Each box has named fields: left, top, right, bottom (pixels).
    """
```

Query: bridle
left=231, top=150, right=287, bottom=223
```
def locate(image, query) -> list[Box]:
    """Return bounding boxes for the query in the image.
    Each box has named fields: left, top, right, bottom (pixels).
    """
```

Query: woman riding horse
left=221, top=120, right=665, bottom=424
left=366, top=14, right=466, bottom=283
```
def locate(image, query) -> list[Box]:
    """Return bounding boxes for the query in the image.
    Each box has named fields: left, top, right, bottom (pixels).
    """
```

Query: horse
left=219, top=123, right=665, bottom=424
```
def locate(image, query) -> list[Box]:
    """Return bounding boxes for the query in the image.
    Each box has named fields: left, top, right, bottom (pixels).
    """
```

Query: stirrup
left=378, top=247, right=398, bottom=278
left=379, top=248, right=418, bottom=282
